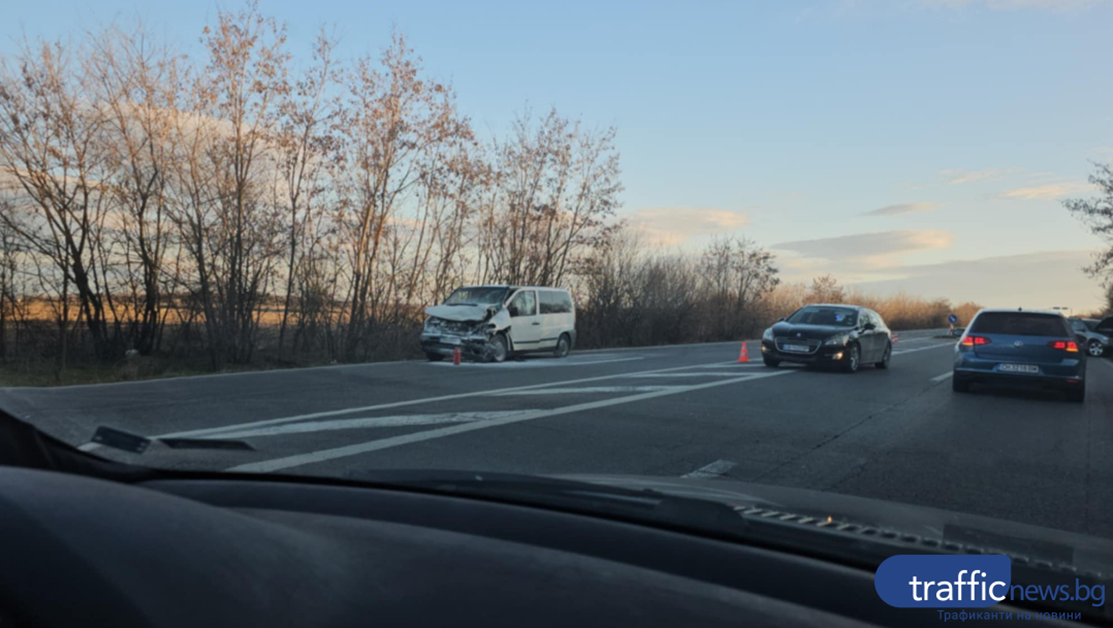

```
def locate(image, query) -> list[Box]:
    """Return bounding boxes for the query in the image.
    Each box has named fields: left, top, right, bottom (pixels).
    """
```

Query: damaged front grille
left=439, top=320, right=479, bottom=334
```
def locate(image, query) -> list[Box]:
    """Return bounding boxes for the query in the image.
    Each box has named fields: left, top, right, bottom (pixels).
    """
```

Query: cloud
left=849, top=249, right=1105, bottom=312
left=938, top=168, right=1015, bottom=185
left=626, top=207, right=749, bottom=246
left=773, top=229, right=955, bottom=263
left=998, top=182, right=1092, bottom=200
left=862, top=202, right=940, bottom=217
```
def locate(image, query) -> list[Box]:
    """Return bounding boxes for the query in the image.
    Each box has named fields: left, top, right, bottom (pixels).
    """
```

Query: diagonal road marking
left=682, top=460, right=737, bottom=479
left=227, top=370, right=797, bottom=474
left=209, top=411, right=535, bottom=440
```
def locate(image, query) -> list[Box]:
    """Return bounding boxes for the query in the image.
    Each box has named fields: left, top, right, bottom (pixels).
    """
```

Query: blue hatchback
left=953, top=309, right=1086, bottom=402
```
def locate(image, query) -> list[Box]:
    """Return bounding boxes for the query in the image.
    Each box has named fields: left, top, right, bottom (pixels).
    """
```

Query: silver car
left=1068, top=318, right=1111, bottom=358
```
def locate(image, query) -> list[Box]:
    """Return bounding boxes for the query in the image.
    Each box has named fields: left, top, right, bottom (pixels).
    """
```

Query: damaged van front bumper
left=420, top=331, right=493, bottom=358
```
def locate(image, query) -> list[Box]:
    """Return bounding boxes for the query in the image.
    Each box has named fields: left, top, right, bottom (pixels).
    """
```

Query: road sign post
left=948, top=313, right=958, bottom=336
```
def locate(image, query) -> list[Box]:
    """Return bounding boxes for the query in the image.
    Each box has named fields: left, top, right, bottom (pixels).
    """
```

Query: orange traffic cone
left=453, top=347, right=462, bottom=365
left=737, top=341, right=750, bottom=363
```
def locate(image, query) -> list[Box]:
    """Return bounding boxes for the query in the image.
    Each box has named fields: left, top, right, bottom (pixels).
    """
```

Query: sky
left=3, top=0, right=1112, bottom=311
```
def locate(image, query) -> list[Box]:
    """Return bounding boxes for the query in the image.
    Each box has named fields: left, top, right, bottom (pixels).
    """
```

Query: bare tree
left=272, top=30, right=340, bottom=360
left=0, top=37, right=118, bottom=359
left=88, top=25, right=186, bottom=355
left=334, top=31, right=470, bottom=360
left=1064, top=162, right=1113, bottom=286
left=479, top=108, right=622, bottom=287
left=175, top=2, right=290, bottom=367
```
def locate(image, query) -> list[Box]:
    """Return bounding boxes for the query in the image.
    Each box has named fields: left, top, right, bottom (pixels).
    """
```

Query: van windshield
left=444, top=287, right=510, bottom=306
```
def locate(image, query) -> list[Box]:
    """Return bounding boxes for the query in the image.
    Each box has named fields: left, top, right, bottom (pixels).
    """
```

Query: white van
left=420, top=285, right=576, bottom=363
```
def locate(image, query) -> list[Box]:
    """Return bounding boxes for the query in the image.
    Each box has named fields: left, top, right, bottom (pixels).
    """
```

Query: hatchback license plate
left=783, top=344, right=810, bottom=353
left=999, top=363, right=1038, bottom=374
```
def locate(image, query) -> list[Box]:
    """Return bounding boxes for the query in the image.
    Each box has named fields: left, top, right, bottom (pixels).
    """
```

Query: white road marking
left=207, top=411, right=535, bottom=439
left=226, top=370, right=797, bottom=474
left=893, top=343, right=953, bottom=356
left=682, top=460, right=737, bottom=479
left=428, top=356, right=643, bottom=369
left=617, top=372, right=762, bottom=378
left=931, top=371, right=954, bottom=383
left=490, top=386, right=682, bottom=395
left=683, top=362, right=767, bottom=368
left=142, top=360, right=741, bottom=442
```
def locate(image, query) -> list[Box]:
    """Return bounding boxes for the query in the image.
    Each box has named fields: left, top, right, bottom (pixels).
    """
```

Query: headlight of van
left=424, top=317, right=442, bottom=332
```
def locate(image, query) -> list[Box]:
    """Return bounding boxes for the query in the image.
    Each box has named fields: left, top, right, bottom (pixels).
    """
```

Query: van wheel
left=554, top=334, right=571, bottom=358
left=485, top=334, right=508, bottom=363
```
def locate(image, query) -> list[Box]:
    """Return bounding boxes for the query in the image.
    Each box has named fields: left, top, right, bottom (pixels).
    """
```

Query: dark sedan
left=760, top=304, right=892, bottom=373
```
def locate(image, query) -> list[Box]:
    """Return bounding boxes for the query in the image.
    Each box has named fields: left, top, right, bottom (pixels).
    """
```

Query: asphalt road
left=2, top=329, right=1112, bottom=538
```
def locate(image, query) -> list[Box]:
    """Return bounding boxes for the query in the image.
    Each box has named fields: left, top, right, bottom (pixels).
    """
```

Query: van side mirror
left=508, top=306, right=519, bottom=317
left=863, top=322, right=876, bottom=331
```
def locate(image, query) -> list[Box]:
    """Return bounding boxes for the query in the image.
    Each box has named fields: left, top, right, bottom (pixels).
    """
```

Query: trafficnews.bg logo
left=875, top=555, right=1012, bottom=608
left=874, top=554, right=1105, bottom=617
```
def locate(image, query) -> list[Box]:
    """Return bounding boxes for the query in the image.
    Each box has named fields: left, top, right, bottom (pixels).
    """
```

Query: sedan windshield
left=444, top=287, right=509, bottom=306
left=786, top=306, right=858, bottom=327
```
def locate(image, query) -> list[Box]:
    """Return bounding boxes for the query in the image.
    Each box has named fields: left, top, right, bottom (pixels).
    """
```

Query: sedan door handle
left=531, top=322, right=541, bottom=326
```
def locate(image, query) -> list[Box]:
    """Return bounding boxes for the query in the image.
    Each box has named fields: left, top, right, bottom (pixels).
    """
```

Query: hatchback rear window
left=970, top=313, right=1069, bottom=337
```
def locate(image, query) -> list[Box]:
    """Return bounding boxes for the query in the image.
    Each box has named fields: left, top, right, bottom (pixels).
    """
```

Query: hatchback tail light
left=1048, top=340, right=1079, bottom=352
left=961, top=335, right=991, bottom=346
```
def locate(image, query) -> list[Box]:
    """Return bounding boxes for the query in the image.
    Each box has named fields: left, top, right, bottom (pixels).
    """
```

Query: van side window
left=559, top=292, right=574, bottom=313
left=508, top=290, right=537, bottom=317
left=540, top=291, right=573, bottom=314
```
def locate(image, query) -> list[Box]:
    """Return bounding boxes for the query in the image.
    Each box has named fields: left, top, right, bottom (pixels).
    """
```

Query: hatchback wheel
left=952, top=374, right=969, bottom=393
left=1088, top=340, right=1104, bottom=358
left=842, top=344, right=860, bottom=374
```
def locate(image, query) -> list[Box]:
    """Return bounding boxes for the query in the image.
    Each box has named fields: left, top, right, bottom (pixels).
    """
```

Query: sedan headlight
left=762, top=328, right=774, bottom=341
left=424, top=317, right=442, bottom=332
left=823, top=332, right=851, bottom=346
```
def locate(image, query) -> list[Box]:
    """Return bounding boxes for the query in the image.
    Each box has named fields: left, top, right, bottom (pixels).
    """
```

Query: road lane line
left=893, top=343, right=953, bottom=356
left=490, top=386, right=682, bottom=395
left=141, top=360, right=742, bottom=441
left=226, top=370, right=797, bottom=473
left=616, top=372, right=763, bottom=378
left=682, top=460, right=737, bottom=479
left=931, top=371, right=953, bottom=383
left=428, top=357, right=643, bottom=369
left=210, top=411, right=537, bottom=439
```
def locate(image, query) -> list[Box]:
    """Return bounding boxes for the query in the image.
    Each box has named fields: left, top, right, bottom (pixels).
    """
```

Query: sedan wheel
left=1088, top=340, right=1104, bottom=357
left=875, top=343, right=891, bottom=369
left=842, top=344, right=860, bottom=374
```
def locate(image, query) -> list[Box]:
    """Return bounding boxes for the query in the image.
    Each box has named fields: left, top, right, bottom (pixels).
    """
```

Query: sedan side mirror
left=777, top=317, right=786, bottom=322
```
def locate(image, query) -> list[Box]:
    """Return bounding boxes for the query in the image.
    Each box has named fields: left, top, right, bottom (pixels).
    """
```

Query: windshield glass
left=786, top=306, right=858, bottom=327
left=3, top=1, right=1113, bottom=603
left=971, top=313, right=1069, bottom=337
left=444, top=287, right=509, bottom=306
